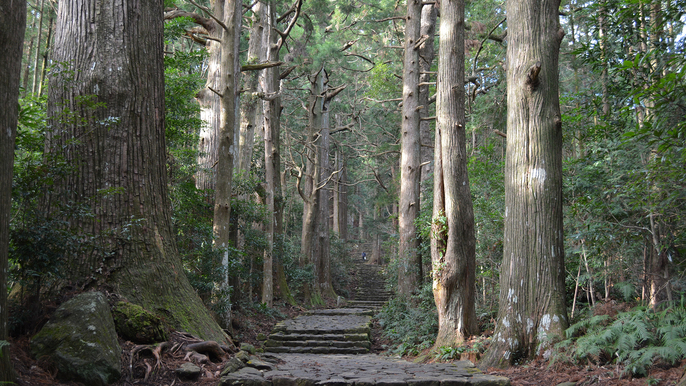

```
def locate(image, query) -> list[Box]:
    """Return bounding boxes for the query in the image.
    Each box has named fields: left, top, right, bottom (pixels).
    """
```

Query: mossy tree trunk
left=0, top=0, right=26, bottom=381
left=46, top=0, right=227, bottom=343
left=431, top=0, right=478, bottom=348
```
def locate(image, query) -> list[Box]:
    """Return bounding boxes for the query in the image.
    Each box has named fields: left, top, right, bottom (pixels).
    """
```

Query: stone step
left=264, top=339, right=371, bottom=349
left=264, top=346, right=370, bottom=354
left=267, top=332, right=369, bottom=342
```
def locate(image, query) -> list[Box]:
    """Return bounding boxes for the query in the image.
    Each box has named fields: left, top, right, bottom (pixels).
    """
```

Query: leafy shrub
left=377, top=282, right=438, bottom=356
left=553, top=302, right=686, bottom=376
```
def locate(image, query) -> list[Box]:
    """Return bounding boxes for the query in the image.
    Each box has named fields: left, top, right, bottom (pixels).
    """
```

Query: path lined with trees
left=2, top=0, right=686, bottom=383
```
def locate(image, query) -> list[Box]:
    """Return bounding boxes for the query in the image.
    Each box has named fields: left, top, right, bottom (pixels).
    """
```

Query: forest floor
left=10, top=301, right=686, bottom=386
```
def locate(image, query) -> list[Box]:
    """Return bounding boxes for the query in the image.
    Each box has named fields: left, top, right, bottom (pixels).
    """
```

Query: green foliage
left=554, top=303, right=686, bottom=376
left=330, top=233, right=353, bottom=298
left=377, top=283, right=437, bottom=356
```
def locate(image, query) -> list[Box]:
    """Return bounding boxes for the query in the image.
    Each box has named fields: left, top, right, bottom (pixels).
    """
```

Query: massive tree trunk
left=398, top=0, right=423, bottom=297
left=46, top=0, right=226, bottom=343
left=0, top=1, right=26, bottom=381
left=431, top=0, right=477, bottom=347
left=481, top=0, right=567, bottom=368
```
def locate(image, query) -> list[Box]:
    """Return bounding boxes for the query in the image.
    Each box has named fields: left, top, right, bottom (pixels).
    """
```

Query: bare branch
left=241, top=61, right=284, bottom=71
left=186, top=0, right=229, bottom=32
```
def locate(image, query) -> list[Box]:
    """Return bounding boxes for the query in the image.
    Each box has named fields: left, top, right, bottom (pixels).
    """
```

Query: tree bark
left=481, top=0, right=567, bottom=368
left=398, top=0, right=423, bottom=297
left=195, top=1, right=222, bottom=192
left=46, top=0, right=226, bottom=342
left=0, top=1, right=26, bottom=381
left=431, top=0, right=477, bottom=348
left=238, top=3, right=265, bottom=175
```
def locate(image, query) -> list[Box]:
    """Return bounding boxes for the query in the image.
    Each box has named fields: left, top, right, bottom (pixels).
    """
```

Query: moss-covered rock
left=30, top=292, right=121, bottom=386
left=111, top=301, right=168, bottom=343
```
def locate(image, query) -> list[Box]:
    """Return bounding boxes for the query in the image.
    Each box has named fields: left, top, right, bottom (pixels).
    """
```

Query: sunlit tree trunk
left=481, top=0, right=567, bottom=368
left=46, top=0, right=226, bottom=342
left=0, top=1, right=26, bottom=381
left=431, top=0, right=477, bottom=347
left=398, top=0, right=423, bottom=297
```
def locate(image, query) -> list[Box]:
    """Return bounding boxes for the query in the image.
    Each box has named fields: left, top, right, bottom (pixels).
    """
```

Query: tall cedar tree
left=0, top=0, right=26, bottom=381
left=481, top=0, right=568, bottom=367
left=46, top=0, right=226, bottom=342
left=398, top=0, right=423, bottom=296
left=431, top=0, right=478, bottom=347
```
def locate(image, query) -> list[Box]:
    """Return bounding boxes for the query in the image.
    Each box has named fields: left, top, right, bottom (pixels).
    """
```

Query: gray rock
left=236, top=350, right=251, bottom=362
left=175, top=362, right=202, bottom=380
left=247, top=356, right=275, bottom=371
left=30, top=292, right=121, bottom=386
left=222, top=357, right=247, bottom=375
left=241, top=342, right=257, bottom=354
left=219, top=366, right=268, bottom=386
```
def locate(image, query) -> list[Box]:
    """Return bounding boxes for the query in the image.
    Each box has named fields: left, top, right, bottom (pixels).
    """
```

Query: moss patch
left=112, top=301, right=168, bottom=344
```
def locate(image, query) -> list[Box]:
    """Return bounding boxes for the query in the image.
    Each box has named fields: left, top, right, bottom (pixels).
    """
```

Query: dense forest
left=1, top=0, right=686, bottom=383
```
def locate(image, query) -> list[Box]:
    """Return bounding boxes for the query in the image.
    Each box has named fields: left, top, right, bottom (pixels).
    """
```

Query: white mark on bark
left=6, top=127, right=11, bottom=138
left=526, top=318, right=534, bottom=333
left=94, top=84, right=99, bottom=94
left=505, top=207, right=508, bottom=217
left=531, top=168, right=546, bottom=184
left=502, top=317, right=509, bottom=328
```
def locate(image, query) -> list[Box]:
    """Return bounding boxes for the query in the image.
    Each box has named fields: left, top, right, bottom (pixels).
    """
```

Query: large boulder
left=111, top=301, right=168, bottom=343
left=30, top=291, right=122, bottom=386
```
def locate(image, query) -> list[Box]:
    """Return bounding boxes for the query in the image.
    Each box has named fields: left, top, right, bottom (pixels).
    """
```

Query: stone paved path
left=218, top=260, right=511, bottom=386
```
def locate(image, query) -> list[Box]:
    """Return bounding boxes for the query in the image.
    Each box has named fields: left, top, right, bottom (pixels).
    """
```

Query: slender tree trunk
left=481, top=0, right=567, bottom=368
left=300, top=69, right=324, bottom=305
left=431, top=0, right=477, bottom=347
left=37, top=15, right=54, bottom=97
left=239, top=3, right=265, bottom=175
left=0, top=1, right=26, bottom=381
left=398, top=0, right=423, bottom=297
left=213, top=0, right=241, bottom=320
left=22, top=5, right=38, bottom=97
left=31, top=0, right=45, bottom=95
left=46, top=0, right=226, bottom=342
left=419, top=3, right=437, bottom=187
left=318, top=79, right=335, bottom=298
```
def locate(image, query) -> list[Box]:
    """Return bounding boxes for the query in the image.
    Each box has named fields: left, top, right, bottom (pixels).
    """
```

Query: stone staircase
left=263, top=258, right=391, bottom=355
left=263, top=308, right=373, bottom=354
left=347, top=259, right=392, bottom=310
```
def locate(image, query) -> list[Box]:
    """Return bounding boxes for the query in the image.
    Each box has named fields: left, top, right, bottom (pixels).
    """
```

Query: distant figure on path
left=362, top=252, right=367, bottom=260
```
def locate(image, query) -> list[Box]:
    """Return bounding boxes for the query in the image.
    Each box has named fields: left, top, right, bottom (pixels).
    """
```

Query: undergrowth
left=377, top=282, right=437, bottom=356
left=552, top=301, right=686, bottom=377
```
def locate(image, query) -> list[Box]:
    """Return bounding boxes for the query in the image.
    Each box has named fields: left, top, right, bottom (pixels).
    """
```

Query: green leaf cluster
left=554, top=303, right=686, bottom=376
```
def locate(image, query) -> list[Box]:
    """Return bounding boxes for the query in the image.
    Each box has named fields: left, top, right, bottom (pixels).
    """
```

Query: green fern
left=553, top=303, right=686, bottom=377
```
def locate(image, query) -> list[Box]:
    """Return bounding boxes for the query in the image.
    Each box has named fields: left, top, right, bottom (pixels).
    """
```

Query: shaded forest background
left=4, top=0, right=686, bottom=382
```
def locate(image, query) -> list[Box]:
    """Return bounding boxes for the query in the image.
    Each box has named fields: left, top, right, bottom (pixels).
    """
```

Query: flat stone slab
left=217, top=354, right=509, bottom=386
left=272, top=313, right=372, bottom=335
